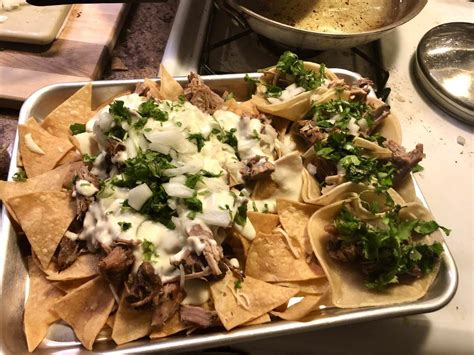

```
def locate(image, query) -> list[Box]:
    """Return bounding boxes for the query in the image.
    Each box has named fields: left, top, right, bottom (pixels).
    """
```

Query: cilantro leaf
left=118, top=221, right=132, bottom=232
left=138, top=99, right=168, bottom=122
left=69, top=123, right=86, bottom=135
left=184, top=195, right=203, bottom=213
left=234, top=203, right=247, bottom=226
left=82, top=153, right=96, bottom=164
left=234, top=280, right=242, bottom=289
left=187, top=133, right=208, bottom=152
left=414, top=220, right=451, bottom=236
left=142, top=239, right=159, bottom=261
left=12, top=169, right=27, bottom=182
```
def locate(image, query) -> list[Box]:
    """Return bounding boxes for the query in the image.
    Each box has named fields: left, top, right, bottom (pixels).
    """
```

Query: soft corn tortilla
left=24, top=257, right=64, bottom=352
left=308, top=198, right=442, bottom=308
left=7, top=192, right=75, bottom=269
left=112, top=293, right=152, bottom=345
left=247, top=211, right=280, bottom=234
left=246, top=232, right=324, bottom=282
left=18, top=124, right=74, bottom=177
left=210, top=272, right=298, bottom=330
left=52, top=276, right=115, bottom=350
left=41, top=83, right=93, bottom=138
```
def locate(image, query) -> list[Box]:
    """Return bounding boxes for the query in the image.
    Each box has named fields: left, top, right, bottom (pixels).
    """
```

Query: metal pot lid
left=415, top=22, right=474, bottom=125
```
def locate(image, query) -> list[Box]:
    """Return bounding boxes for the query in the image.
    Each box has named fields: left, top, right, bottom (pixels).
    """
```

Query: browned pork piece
left=105, top=137, right=126, bottom=158
left=73, top=166, right=100, bottom=219
left=98, top=244, right=134, bottom=289
left=355, top=78, right=374, bottom=92
left=328, top=78, right=349, bottom=90
left=152, top=282, right=185, bottom=327
left=125, top=262, right=162, bottom=309
left=55, top=236, right=81, bottom=270
left=311, top=156, right=337, bottom=183
left=367, top=103, right=391, bottom=135
left=294, top=120, right=325, bottom=145
left=384, top=140, right=424, bottom=186
left=188, top=224, right=224, bottom=276
left=184, top=73, right=224, bottom=114
left=240, top=156, right=275, bottom=181
left=180, top=305, right=220, bottom=328
left=325, top=224, right=362, bottom=263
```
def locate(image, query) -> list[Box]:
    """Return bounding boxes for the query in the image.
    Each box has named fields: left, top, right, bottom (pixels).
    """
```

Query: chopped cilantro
left=12, top=169, right=27, bottom=182
left=234, top=203, right=247, bottom=226
left=82, top=153, right=96, bottom=164
left=309, top=99, right=374, bottom=133
left=187, top=133, right=208, bottom=152
left=142, top=239, right=159, bottom=261
left=109, top=100, right=131, bottom=124
left=212, top=127, right=239, bottom=155
left=234, top=280, right=242, bottom=289
left=276, top=51, right=326, bottom=91
left=118, top=221, right=132, bottom=232
left=224, top=92, right=235, bottom=101
left=412, top=164, right=424, bottom=173
left=176, top=121, right=182, bottom=127
left=178, top=95, right=186, bottom=104
left=138, top=99, right=168, bottom=122
left=111, top=150, right=176, bottom=228
left=331, top=205, right=448, bottom=290
left=265, top=83, right=283, bottom=98
left=244, top=74, right=259, bottom=97
left=69, top=123, right=86, bottom=135
left=184, top=195, right=203, bottom=213
left=185, top=170, right=222, bottom=189
left=250, top=129, right=260, bottom=140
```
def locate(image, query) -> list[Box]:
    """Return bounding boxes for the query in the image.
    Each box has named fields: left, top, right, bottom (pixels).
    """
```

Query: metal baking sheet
left=0, top=71, right=458, bottom=353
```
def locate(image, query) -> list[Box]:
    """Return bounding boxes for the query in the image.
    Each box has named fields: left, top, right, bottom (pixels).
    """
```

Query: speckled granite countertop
left=0, top=1, right=178, bottom=180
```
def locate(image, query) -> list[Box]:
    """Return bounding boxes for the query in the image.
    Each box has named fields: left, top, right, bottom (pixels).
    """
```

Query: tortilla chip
left=210, top=272, right=298, bottom=330
left=112, top=293, right=152, bottom=345
left=7, top=192, right=75, bottom=269
left=246, top=232, right=324, bottom=282
left=41, top=83, right=93, bottom=138
left=275, top=278, right=329, bottom=295
left=18, top=125, right=73, bottom=177
left=225, top=230, right=250, bottom=268
left=0, top=164, right=72, bottom=222
left=24, top=257, right=64, bottom=352
left=243, top=313, right=271, bottom=326
left=277, top=199, right=318, bottom=254
left=51, top=278, right=92, bottom=293
left=149, top=312, right=190, bottom=339
left=45, top=254, right=100, bottom=281
left=247, top=211, right=280, bottom=234
left=25, top=116, right=43, bottom=130
left=271, top=295, right=323, bottom=321
left=56, top=149, right=82, bottom=166
left=52, top=276, right=115, bottom=350
left=159, top=64, right=184, bottom=101
left=308, top=199, right=442, bottom=308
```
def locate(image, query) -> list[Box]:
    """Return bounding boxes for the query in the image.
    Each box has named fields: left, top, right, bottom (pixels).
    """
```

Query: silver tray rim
left=1, top=71, right=458, bottom=354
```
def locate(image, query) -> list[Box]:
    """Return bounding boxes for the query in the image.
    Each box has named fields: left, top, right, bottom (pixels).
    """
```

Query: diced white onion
left=199, top=210, right=232, bottom=227
left=128, top=183, right=153, bottom=211
left=24, top=133, right=45, bottom=155
left=162, top=182, right=195, bottom=198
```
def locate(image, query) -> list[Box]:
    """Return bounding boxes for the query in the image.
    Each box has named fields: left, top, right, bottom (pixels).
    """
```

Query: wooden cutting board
left=0, top=4, right=129, bottom=107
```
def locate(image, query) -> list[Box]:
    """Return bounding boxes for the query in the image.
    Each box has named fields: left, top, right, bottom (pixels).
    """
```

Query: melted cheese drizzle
left=79, top=93, right=290, bottom=285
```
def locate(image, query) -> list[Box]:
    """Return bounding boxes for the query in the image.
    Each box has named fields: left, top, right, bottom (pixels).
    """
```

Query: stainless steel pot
left=220, top=0, right=427, bottom=50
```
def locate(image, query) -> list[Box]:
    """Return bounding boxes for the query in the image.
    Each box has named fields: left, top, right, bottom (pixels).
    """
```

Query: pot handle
left=215, top=0, right=248, bottom=28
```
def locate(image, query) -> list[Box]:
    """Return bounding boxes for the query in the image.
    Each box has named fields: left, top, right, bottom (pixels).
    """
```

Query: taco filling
left=325, top=204, right=449, bottom=290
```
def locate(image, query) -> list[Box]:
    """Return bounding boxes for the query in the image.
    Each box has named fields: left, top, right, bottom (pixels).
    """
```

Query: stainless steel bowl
left=221, top=0, right=427, bottom=50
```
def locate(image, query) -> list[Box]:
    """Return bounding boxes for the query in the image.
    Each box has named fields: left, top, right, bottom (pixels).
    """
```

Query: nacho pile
left=0, top=52, right=449, bottom=352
